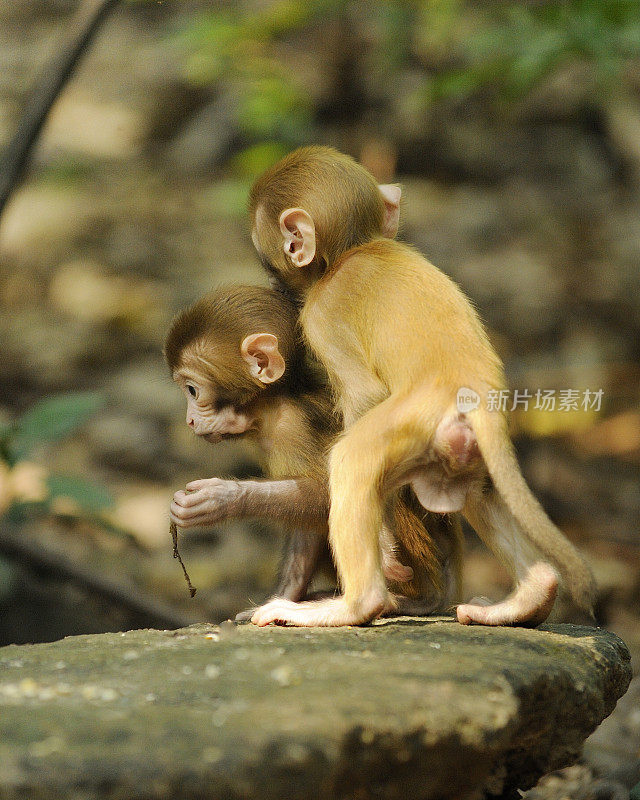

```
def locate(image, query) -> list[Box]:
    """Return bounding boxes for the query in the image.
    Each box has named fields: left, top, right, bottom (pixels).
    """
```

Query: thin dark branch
left=0, top=523, right=196, bottom=631
left=0, top=0, right=122, bottom=220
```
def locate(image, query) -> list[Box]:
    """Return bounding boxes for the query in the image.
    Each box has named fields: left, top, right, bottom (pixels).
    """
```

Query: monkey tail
left=469, top=408, right=596, bottom=615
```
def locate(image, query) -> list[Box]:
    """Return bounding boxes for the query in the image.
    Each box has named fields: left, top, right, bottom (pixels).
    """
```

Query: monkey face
left=174, top=369, right=257, bottom=443
left=171, top=332, right=287, bottom=444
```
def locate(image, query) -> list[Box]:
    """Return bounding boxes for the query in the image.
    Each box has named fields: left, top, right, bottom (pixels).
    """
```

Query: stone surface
left=521, top=763, right=630, bottom=800
left=584, top=674, right=640, bottom=789
left=0, top=619, right=631, bottom=800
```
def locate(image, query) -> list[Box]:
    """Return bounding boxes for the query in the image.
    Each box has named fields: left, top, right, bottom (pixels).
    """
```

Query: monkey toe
left=251, top=595, right=388, bottom=627
left=251, top=598, right=299, bottom=626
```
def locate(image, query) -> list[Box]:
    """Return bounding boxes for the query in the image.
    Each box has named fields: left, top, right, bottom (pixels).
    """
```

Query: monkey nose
left=187, top=415, right=195, bottom=428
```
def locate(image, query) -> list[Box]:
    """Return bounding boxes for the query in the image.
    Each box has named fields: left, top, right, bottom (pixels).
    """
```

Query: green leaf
left=14, top=392, right=105, bottom=456
left=47, top=474, right=114, bottom=514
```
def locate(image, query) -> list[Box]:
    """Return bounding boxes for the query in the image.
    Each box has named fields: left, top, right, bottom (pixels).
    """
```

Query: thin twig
left=171, top=520, right=197, bottom=597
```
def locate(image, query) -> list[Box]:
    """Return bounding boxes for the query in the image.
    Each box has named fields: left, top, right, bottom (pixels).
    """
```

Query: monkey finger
left=172, top=490, right=190, bottom=505
left=169, top=512, right=193, bottom=528
left=186, top=479, right=222, bottom=491
left=173, top=489, right=204, bottom=507
left=169, top=509, right=191, bottom=527
left=170, top=501, right=203, bottom=523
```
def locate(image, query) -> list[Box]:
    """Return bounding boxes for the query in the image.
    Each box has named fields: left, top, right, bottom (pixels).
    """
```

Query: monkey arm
left=171, top=477, right=414, bottom=586
left=170, top=476, right=329, bottom=533
left=170, top=476, right=330, bottom=623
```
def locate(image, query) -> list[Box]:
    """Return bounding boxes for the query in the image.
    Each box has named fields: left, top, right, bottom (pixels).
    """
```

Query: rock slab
left=0, top=619, right=631, bottom=800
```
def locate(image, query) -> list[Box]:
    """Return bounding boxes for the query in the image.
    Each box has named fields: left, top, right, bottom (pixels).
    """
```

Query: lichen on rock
left=0, top=618, right=631, bottom=800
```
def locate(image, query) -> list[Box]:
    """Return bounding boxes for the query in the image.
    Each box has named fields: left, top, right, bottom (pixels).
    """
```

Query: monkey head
left=171, top=332, right=285, bottom=442
left=164, top=285, right=299, bottom=443
left=249, top=146, right=401, bottom=289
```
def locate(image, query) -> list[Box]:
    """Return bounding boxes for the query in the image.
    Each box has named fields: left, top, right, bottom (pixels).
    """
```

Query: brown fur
left=250, top=146, right=386, bottom=290
left=165, top=285, right=306, bottom=407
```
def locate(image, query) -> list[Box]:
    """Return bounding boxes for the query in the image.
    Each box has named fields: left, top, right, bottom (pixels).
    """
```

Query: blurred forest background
left=0, top=1, right=639, bottom=794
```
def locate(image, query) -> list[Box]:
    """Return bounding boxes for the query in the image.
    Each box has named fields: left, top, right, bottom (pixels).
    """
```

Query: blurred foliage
left=174, top=0, right=640, bottom=178
left=0, top=392, right=114, bottom=525
left=173, top=2, right=336, bottom=151
left=429, top=0, right=640, bottom=102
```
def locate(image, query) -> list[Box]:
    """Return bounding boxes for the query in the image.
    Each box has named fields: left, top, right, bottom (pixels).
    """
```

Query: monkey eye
left=186, top=384, right=197, bottom=398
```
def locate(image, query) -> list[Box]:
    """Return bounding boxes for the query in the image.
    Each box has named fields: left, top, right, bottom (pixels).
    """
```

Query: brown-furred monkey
left=248, top=145, right=596, bottom=628
left=165, top=284, right=462, bottom=619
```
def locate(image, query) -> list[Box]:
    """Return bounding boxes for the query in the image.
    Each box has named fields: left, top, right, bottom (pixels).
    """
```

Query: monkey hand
left=170, top=478, right=244, bottom=528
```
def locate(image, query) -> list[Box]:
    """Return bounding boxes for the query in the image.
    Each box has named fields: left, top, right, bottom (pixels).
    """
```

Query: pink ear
left=241, top=333, right=286, bottom=384
left=379, top=184, right=401, bottom=238
left=279, top=208, right=316, bottom=267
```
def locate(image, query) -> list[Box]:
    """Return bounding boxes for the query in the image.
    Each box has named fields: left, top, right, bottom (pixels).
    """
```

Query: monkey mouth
left=201, top=432, right=245, bottom=443
left=199, top=432, right=222, bottom=444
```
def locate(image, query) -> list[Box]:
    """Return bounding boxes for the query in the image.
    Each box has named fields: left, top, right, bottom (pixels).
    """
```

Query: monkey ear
left=279, top=208, right=316, bottom=267
left=379, top=184, right=402, bottom=238
left=240, top=333, right=286, bottom=384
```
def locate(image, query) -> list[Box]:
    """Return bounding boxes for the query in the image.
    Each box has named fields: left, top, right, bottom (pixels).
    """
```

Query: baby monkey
left=248, top=145, right=596, bottom=628
left=165, top=284, right=462, bottom=618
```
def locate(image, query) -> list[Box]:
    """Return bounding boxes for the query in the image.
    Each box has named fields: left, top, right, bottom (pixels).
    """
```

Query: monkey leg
left=236, top=528, right=327, bottom=622
left=252, top=394, right=436, bottom=627
left=460, top=486, right=559, bottom=626
left=274, top=528, right=328, bottom=600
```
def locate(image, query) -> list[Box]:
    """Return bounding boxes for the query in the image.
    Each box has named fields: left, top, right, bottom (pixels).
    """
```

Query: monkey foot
left=456, top=562, right=559, bottom=627
left=251, top=593, right=391, bottom=627
left=235, top=607, right=256, bottom=622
